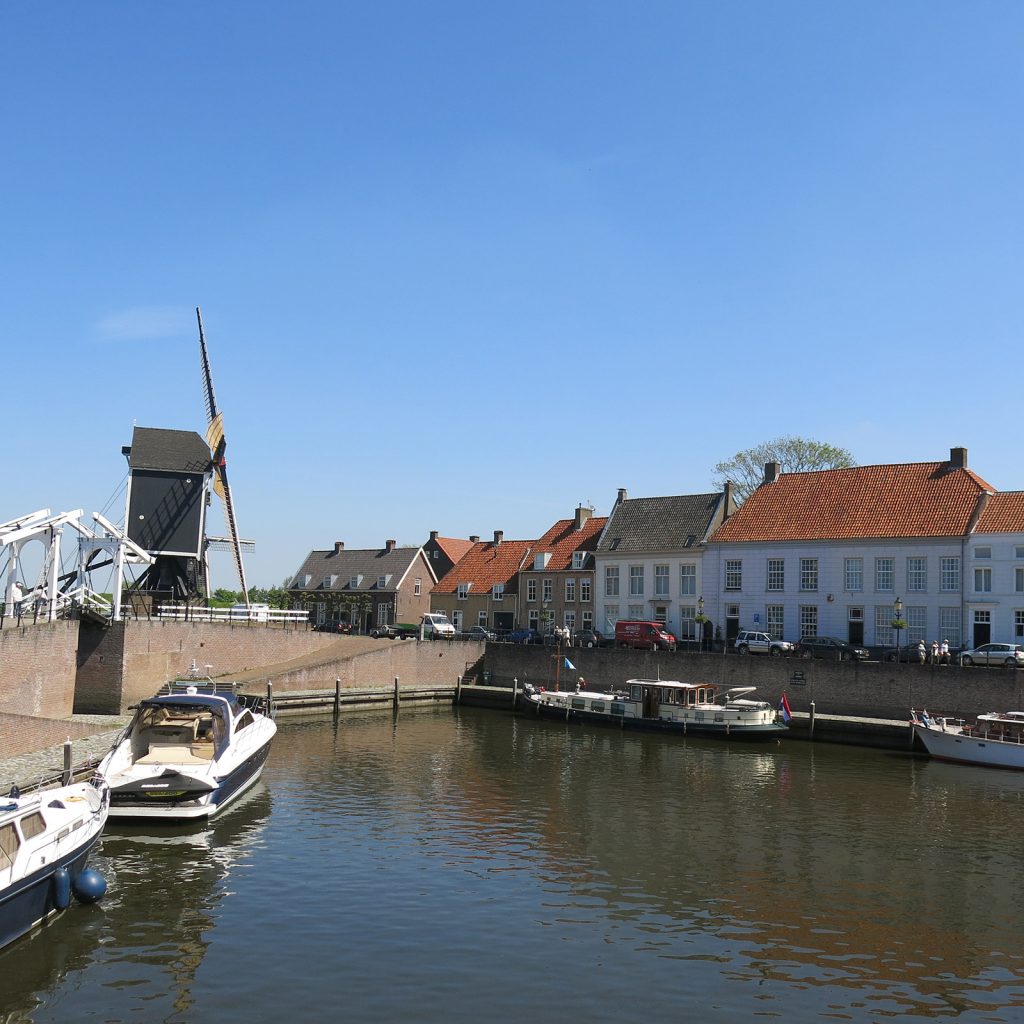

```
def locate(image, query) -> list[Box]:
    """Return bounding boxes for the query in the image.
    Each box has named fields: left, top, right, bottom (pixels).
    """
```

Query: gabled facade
left=706, top=447, right=994, bottom=648
left=593, top=487, right=735, bottom=641
left=967, top=491, right=1024, bottom=647
left=288, top=539, right=435, bottom=632
left=431, top=531, right=533, bottom=634
left=516, top=506, right=607, bottom=637
left=422, top=531, right=476, bottom=582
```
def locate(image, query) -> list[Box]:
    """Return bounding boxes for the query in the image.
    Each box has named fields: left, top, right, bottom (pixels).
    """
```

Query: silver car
left=960, top=642, right=1024, bottom=667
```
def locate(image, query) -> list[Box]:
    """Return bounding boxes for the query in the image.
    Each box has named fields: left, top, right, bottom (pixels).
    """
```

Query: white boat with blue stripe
left=99, top=677, right=276, bottom=821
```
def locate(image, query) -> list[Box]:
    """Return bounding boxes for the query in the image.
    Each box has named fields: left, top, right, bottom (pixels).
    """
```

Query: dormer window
left=322, top=575, right=336, bottom=589
left=457, top=583, right=470, bottom=600
left=492, top=583, right=505, bottom=601
left=349, top=574, right=362, bottom=589
left=377, top=575, right=388, bottom=589
left=572, top=552, right=585, bottom=570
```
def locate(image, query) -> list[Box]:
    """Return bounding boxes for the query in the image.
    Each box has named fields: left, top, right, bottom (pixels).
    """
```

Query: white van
left=420, top=612, right=456, bottom=639
left=230, top=603, right=270, bottom=623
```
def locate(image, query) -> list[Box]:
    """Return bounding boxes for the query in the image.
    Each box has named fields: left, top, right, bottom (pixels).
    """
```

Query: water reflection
left=0, top=784, right=271, bottom=1023
left=5, top=709, right=1024, bottom=1023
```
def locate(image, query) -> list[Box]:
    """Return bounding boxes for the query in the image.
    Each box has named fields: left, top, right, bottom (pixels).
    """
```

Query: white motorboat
left=0, top=776, right=109, bottom=950
left=524, top=679, right=788, bottom=738
left=99, top=680, right=276, bottom=821
left=911, top=708, right=1024, bottom=770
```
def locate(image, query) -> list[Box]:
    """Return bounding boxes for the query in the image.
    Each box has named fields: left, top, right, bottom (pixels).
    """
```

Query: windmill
left=118, top=309, right=252, bottom=610
left=197, top=307, right=251, bottom=608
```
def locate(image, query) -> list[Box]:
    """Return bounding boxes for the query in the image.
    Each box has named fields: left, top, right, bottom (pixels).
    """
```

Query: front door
left=726, top=604, right=740, bottom=643
left=848, top=607, right=864, bottom=645
left=973, top=610, right=991, bottom=646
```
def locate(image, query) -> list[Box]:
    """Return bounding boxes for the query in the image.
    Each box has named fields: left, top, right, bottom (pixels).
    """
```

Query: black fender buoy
left=72, top=868, right=107, bottom=904
left=53, top=866, right=71, bottom=909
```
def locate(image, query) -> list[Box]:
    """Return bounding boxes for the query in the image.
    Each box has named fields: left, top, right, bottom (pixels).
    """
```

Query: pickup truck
left=369, top=622, right=418, bottom=640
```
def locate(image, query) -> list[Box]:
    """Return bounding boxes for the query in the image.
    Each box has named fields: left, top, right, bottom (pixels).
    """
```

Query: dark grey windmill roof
left=290, top=546, right=426, bottom=592
left=127, top=427, right=212, bottom=474
left=597, top=493, right=725, bottom=554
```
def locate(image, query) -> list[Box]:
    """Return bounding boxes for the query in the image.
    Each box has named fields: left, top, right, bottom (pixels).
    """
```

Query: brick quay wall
left=0, top=620, right=80, bottom=719
left=480, top=645, right=1024, bottom=722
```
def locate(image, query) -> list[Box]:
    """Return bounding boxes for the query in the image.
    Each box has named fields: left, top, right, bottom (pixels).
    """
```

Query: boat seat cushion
left=137, top=743, right=210, bottom=765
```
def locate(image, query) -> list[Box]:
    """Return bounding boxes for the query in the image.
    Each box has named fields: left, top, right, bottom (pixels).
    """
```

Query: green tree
left=712, top=436, right=856, bottom=503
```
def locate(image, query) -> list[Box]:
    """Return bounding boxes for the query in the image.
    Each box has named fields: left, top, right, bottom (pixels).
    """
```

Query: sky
left=2, top=2, right=1023, bottom=590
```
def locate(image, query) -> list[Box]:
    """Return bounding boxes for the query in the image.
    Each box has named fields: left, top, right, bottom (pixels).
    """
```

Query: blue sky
left=3, top=2, right=1022, bottom=589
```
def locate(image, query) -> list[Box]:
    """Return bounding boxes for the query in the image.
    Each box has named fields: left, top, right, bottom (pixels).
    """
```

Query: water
left=3, top=707, right=1024, bottom=1022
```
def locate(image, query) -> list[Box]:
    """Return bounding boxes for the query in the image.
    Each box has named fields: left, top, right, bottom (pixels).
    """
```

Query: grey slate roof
left=290, top=546, right=426, bottom=592
left=127, top=426, right=212, bottom=474
left=597, top=493, right=727, bottom=554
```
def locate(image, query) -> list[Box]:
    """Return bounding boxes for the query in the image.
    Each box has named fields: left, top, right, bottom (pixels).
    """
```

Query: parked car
left=796, top=636, right=870, bottom=661
left=370, top=622, right=418, bottom=640
left=573, top=628, right=610, bottom=649
left=734, top=630, right=795, bottom=657
left=883, top=642, right=962, bottom=664
left=960, top=642, right=1024, bottom=668
left=461, top=625, right=497, bottom=641
left=314, top=620, right=353, bottom=634
left=507, top=627, right=541, bottom=645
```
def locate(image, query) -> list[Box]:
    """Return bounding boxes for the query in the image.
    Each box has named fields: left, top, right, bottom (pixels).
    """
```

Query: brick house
left=516, top=506, right=607, bottom=638
left=288, top=540, right=435, bottom=633
left=431, top=531, right=533, bottom=634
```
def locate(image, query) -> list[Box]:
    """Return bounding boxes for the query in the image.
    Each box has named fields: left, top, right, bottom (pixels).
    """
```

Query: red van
left=615, top=620, right=677, bottom=651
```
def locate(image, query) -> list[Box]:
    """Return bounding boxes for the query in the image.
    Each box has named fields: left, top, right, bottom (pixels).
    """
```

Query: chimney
left=950, top=447, right=968, bottom=469
left=470, top=535, right=480, bottom=543
left=385, top=539, right=396, bottom=553
left=429, top=530, right=439, bottom=541
left=493, top=530, right=503, bottom=546
left=764, top=462, right=780, bottom=484
left=333, top=541, right=345, bottom=554
left=574, top=505, right=592, bottom=530
left=617, top=487, right=628, bottom=504
left=723, top=480, right=733, bottom=519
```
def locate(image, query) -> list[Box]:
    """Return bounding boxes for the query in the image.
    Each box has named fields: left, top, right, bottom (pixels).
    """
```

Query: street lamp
left=893, top=596, right=904, bottom=661
left=696, top=595, right=706, bottom=652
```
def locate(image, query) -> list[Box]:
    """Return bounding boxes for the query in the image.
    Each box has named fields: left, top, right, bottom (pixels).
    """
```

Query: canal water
left=3, top=706, right=1023, bottom=1023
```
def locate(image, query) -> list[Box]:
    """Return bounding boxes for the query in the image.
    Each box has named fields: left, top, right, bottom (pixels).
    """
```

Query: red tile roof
left=433, top=539, right=534, bottom=594
left=974, top=492, right=1024, bottom=533
left=528, top=516, right=607, bottom=570
left=710, top=462, right=994, bottom=543
left=432, top=536, right=475, bottom=563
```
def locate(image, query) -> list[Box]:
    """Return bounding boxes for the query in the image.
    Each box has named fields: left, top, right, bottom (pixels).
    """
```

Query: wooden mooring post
left=456, top=675, right=462, bottom=705
left=512, top=677, right=518, bottom=706
left=809, top=701, right=816, bottom=738
left=334, top=678, right=341, bottom=719
left=62, top=739, right=72, bottom=785
left=393, top=676, right=400, bottom=711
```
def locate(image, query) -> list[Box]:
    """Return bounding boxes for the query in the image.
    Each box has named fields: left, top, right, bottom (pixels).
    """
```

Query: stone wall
left=0, top=620, right=79, bottom=718
left=481, top=645, right=1024, bottom=721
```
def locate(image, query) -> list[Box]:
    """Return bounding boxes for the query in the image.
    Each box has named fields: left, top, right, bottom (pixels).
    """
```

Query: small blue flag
left=564, top=657, right=577, bottom=671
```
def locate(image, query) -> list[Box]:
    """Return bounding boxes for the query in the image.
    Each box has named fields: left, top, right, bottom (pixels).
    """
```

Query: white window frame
left=875, top=606, right=894, bottom=646
left=605, top=566, right=619, bottom=597
left=680, top=563, right=696, bottom=596
left=800, top=558, right=818, bottom=592
left=629, top=566, right=644, bottom=597
left=580, top=578, right=591, bottom=603
left=767, top=559, right=785, bottom=592
left=527, top=578, right=537, bottom=602
left=940, top=557, right=960, bottom=592
left=939, top=607, right=961, bottom=647
left=766, top=604, right=784, bottom=639
left=725, top=560, right=742, bottom=591
left=975, top=567, right=992, bottom=593
left=654, top=564, right=670, bottom=598
left=565, top=579, right=576, bottom=603
left=906, top=557, right=927, bottom=593
left=875, top=558, right=894, bottom=592
left=799, top=605, right=817, bottom=638
left=844, top=558, right=863, bottom=592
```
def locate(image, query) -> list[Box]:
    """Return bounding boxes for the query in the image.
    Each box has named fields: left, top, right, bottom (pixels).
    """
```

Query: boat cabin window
left=0, top=822, right=19, bottom=866
left=20, top=811, right=46, bottom=840
left=630, top=685, right=643, bottom=701
left=234, top=709, right=255, bottom=733
left=571, top=698, right=586, bottom=710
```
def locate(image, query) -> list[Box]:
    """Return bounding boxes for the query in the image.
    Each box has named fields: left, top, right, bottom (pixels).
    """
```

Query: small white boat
left=0, top=776, right=109, bottom=950
left=524, top=679, right=788, bottom=738
left=911, top=708, right=1024, bottom=770
left=99, top=679, right=276, bottom=821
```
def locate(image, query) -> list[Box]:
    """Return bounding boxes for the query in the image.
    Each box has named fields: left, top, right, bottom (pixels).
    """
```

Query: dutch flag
left=779, top=693, right=793, bottom=723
